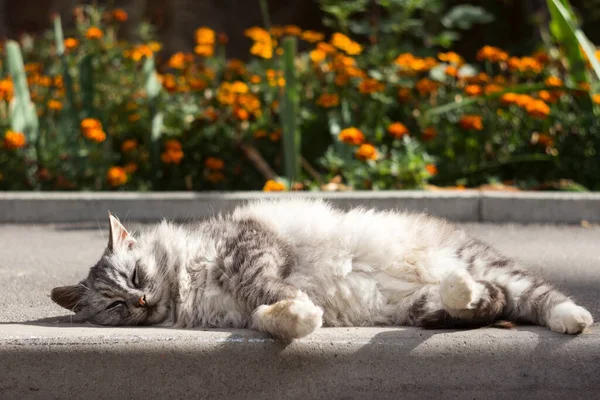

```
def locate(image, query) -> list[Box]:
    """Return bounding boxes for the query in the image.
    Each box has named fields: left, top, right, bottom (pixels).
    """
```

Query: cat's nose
left=138, top=295, right=147, bottom=307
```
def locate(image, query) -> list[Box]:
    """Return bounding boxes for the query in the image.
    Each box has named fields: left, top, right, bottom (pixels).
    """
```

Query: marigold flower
left=459, top=115, right=484, bottom=131
left=538, top=90, right=560, bottom=104
left=47, top=99, right=63, bottom=111
left=330, top=32, right=362, bottom=55
left=464, top=84, right=483, bottom=96
left=112, top=9, right=128, bottom=22
left=270, top=26, right=285, bottom=37
left=421, top=127, right=437, bottom=142
left=355, top=144, right=377, bottom=161
left=269, top=130, right=282, bottom=142
left=167, top=52, right=187, bottom=69
left=484, top=84, right=503, bottom=95
left=206, top=172, right=225, bottom=184
left=0, top=78, right=14, bottom=101
left=205, top=157, right=225, bottom=170
left=189, top=78, right=207, bottom=91
left=263, top=180, right=286, bottom=192
left=425, top=164, right=438, bottom=176
left=204, top=107, right=219, bottom=121
left=476, top=45, right=508, bottom=63
left=525, top=99, right=550, bottom=119
left=338, top=127, right=365, bottom=145
left=64, top=38, right=78, bottom=50
left=545, top=76, right=563, bottom=87
left=397, top=87, right=411, bottom=103
left=3, top=130, right=26, bottom=150
left=164, top=139, right=182, bottom=151
left=415, top=78, right=439, bottom=96
left=438, top=52, right=464, bottom=65
left=161, top=148, right=184, bottom=164
left=81, top=118, right=102, bottom=131
left=195, top=27, right=216, bottom=45
left=445, top=65, right=458, bottom=78
left=124, top=163, right=138, bottom=174
left=194, top=45, right=214, bottom=57
left=395, top=53, right=437, bottom=74
left=358, top=78, right=384, bottom=94
left=250, top=75, right=261, bottom=84
left=310, top=49, right=327, bottom=63
left=316, top=93, right=339, bottom=108
left=84, top=129, right=106, bottom=143
left=121, top=139, right=138, bottom=153
left=301, top=30, right=324, bottom=43
left=284, top=25, right=302, bottom=36
left=592, top=94, right=600, bottom=104
left=107, top=167, right=128, bottom=187
left=387, top=122, right=409, bottom=139
left=515, top=94, right=535, bottom=108
left=86, top=26, right=103, bottom=40
left=317, top=42, right=336, bottom=54
left=234, top=107, right=249, bottom=121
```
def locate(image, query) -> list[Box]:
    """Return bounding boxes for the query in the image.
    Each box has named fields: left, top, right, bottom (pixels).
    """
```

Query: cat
left=51, top=199, right=593, bottom=340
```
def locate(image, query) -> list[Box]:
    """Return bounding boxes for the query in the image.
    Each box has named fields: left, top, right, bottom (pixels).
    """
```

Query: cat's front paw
left=252, top=298, right=323, bottom=341
left=548, top=302, right=593, bottom=334
left=440, top=269, right=479, bottom=310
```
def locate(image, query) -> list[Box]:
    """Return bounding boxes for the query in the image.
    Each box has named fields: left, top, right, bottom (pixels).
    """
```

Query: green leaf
left=281, top=37, right=301, bottom=182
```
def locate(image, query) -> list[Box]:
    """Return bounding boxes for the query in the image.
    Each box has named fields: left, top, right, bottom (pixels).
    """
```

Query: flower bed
left=1, top=2, right=599, bottom=191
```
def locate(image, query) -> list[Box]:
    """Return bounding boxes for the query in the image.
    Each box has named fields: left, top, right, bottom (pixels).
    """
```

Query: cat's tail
left=407, top=268, right=593, bottom=334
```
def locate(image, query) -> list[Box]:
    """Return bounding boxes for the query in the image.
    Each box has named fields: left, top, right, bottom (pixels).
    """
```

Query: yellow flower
left=112, top=9, right=128, bottom=22
left=3, top=130, right=26, bottom=150
left=395, top=53, right=437, bottom=74
left=301, top=30, right=324, bottom=43
left=107, top=167, right=128, bottom=187
left=195, top=27, right=216, bottom=45
left=476, top=46, right=508, bottom=62
left=64, top=38, right=78, bottom=50
left=355, top=144, right=377, bottom=161
left=148, top=41, right=162, bottom=52
left=310, top=49, right=327, bottom=63
left=230, top=81, right=249, bottom=93
left=204, top=157, right=225, bottom=170
left=86, top=26, right=103, bottom=40
left=358, top=78, right=384, bottom=94
left=316, top=93, right=340, bottom=108
left=263, top=180, right=286, bottom=192
left=421, top=127, right=437, bottom=142
left=194, top=45, right=214, bottom=57
left=387, top=122, right=409, bottom=139
left=338, top=127, right=365, bottom=145
left=459, top=115, right=484, bottom=131
left=121, top=139, right=138, bottom=153
left=250, top=41, right=273, bottom=59
left=47, top=99, right=63, bottom=111
left=525, top=99, right=551, bottom=119
left=330, top=32, right=362, bottom=55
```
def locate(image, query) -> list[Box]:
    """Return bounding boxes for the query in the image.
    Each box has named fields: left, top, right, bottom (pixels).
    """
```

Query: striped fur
left=51, top=199, right=593, bottom=339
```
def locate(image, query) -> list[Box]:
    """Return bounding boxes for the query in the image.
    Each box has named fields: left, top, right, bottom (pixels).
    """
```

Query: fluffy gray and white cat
left=51, top=199, right=593, bottom=339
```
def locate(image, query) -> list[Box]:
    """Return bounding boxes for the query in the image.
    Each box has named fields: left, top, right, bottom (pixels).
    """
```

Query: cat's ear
left=51, top=284, right=86, bottom=312
left=108, top=212, right=136, bottom=250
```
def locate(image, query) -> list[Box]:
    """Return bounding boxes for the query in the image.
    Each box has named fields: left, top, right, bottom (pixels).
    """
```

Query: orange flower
left=316, top=93, right=339, bottom=108
left=331, top=32, right=362, bottom=55
left=592, top=94, right=600, bottom=104
left=397, top=87, right=411, bottom=103
left=234, top=108, right=249, bottom=121
left=394, top=53, right=437, bottom=74
left=301, top=30, right=324, bottom=43
left=476, top=46, right=508, bottom=62
left=421, top=127, right=437, bottom=142
left=106, top=167, right=128, bottom=187
left=80, top=118, right=106, bottom=143
left=269, top=130, right=282, bottom=142
left=167, top=52, right=187, bottom=69
left=538, top=90, right=560, bottom=104
left=425, top=164, right=438, bottom=176
left=355, top=144, right=377, bottom=161
left=484, top=84, right=503, bottom=95
left=161, top=140, right=184, bottom=164
left=0, top=78, right=14, bottom=101
left=121, top=139, right=138, bottom=153
left=124, top=163, right=138, bottom=174
left=387, top=122, right=409, bottom=139
left=515, top=94, right=535, bottom=108
left=445, top=65, right=458, bottom=78
left=310, top=49, right=327, bottom=63
left=500, top=92, right=518, bottom=106
left=263, top=180, right=286, bottom=192
left=534, top=133, right=555, bottom=148
left=195, top=45, right=214, bottom=57
left=81, top=118, right=102, bottom=131
left=64, top=38, right=78, bottom=50
left=204, top=107, right=219, bottom=121
left=438, top=52, right=464, bottom=65
left=459, top=115, right=484, bottom=131
left=47, top=99, right=63, bottom=111
left=415, top=78, right=439, bottom=96
left=317, top=42, right=336, bottom=54
left=204, top=157, right=225, bottom=170
left=206, top=172, right=225, bottom=184
left=464, top=84, right=483, bottom=96
left=250, top=75, right=261, bottom=84
left=545, top=76, right=563, bottom=87
left=86, top=26, right=103, bottom=40
left=358, top=78, right=384, bottom=94
left=195, top=27, right=216, bottom=45
left=245, top=27, right=273, bottom=59
left=3, top=130, right=26, bottom=150
left=525, top=99, right=550, bottom=119
left=338, top=127, right=365, bottom=145
left=284, top=25, right=302, bottom=36
left=112, top=9, right=128, bottom=22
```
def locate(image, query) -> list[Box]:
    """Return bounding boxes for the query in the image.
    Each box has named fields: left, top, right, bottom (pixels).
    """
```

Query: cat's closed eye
left=105, top=300, right=126, bottom=310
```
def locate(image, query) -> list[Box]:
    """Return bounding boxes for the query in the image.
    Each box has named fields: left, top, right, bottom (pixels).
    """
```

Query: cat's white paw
left=548, top=302, right=593, bottom=334
left=252, top=298, right=323, bottom=340
left=440, top=269, right=479, bottom=310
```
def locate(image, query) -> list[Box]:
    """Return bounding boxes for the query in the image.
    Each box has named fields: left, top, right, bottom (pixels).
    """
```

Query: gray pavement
left=1, top=222, right=600, bottom=399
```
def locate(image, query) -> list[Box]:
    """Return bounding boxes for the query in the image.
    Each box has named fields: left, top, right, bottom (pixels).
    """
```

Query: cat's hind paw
left=548, top=302, right=593, bottom=334
left=252, top=297, right=323, bottom=341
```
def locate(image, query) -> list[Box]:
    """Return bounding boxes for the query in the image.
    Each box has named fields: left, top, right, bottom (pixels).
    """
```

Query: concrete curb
left=1, top=324, right=599, bottom=399
left=1, top=191, right=600, bottom=224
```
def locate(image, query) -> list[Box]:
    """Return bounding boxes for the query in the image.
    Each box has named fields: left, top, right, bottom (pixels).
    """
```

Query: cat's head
left=51, top=213, right=173, bottom=326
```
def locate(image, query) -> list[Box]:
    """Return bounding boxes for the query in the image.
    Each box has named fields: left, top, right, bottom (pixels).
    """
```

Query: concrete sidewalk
left=1, top=223, right=600, bottom=398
